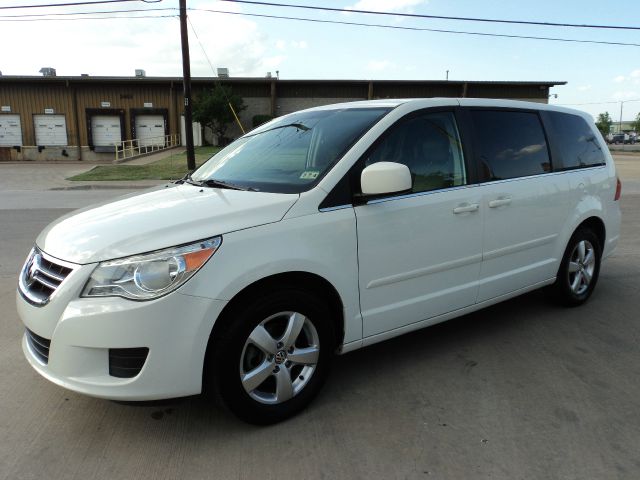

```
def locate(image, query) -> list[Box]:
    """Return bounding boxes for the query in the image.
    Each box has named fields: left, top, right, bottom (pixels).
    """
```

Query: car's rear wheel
left=549, top=228, right=601, bottom=307
left=207, top=288, right=334, bottom=424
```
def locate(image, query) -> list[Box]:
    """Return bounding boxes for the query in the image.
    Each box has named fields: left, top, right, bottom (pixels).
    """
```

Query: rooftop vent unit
left=80, top=74, right=89, bottom=77
left=39, top=67, right=57, bottom=77
left=266, top=72, right=272, bottom=78
left=135, top=69, right=146, bottom=77
left=217, top=67, right=229, bottom=78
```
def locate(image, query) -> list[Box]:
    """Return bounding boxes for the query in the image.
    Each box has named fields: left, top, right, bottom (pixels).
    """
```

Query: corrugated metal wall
left=0, top=83, right=75, bottom=146
left=0, top=77, right=557, bottom=154
left=75, top=84, right=174, bottom=144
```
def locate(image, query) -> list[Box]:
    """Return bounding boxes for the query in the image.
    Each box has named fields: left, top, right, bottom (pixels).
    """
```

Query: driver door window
left=366, top=111, right=467, bottom=193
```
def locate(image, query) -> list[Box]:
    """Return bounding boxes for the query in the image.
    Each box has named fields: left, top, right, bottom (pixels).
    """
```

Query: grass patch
left=68, top=146, right=221, bottom=181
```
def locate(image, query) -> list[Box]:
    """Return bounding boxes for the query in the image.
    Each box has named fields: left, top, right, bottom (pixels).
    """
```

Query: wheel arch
left=576, top=216, right=606, bottom=250
left=206, top=271, right=346, bottom=358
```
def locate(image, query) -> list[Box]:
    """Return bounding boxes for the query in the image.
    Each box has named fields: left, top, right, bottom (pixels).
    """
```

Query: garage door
left=0, top=114, right=22, bottom=146
left=91, top=116, right=122, bottom=147
left=135, top=115, right=165, bottom=147
left=34, top=115, right=67, bottom=146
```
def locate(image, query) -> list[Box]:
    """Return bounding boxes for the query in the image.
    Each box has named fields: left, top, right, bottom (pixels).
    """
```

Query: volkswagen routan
left=17, top=98, right=621, bottom=424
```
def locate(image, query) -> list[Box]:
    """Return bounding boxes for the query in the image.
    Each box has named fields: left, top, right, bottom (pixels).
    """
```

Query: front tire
left=549, top=228, right=601, bottom=307
left=208, top=288, right=334, bottom=425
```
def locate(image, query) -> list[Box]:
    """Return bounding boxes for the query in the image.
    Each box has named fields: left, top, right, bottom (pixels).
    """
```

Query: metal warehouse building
left=0, top=75, right=565, bottom=162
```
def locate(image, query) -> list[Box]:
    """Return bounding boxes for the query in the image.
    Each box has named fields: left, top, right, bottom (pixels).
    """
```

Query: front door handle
left=488, top=197, right=512, bottom=208
left=453, top=203, right=480, bottom=214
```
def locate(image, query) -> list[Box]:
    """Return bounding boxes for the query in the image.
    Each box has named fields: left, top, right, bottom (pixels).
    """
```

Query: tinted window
left=471, top=110, right=551, bottom=181
left=547, top=111, right=605, bottom=169
left=365, top=111, right=466, bottom=193
left=192, top=107, right=391, bottom=193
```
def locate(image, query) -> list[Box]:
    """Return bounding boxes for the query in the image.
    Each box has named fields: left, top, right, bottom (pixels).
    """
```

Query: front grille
left=109, top=348, right=149, bottom=378
left=26, top=328, right=51, bottom=364
left=18, top=247, right=75, bottom=306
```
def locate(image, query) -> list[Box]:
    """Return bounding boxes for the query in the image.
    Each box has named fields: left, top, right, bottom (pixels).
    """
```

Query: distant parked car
left=611, top=133, right=628, bottom=144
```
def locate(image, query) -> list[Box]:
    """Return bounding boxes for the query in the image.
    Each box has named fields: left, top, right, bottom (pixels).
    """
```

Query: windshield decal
left=300, top=171, right=320, bottom=180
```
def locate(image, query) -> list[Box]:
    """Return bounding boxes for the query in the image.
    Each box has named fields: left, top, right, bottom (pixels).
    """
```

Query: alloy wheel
left=568, top=240, right=596, bottom=296
left=239, top=311, right=320, bottom=405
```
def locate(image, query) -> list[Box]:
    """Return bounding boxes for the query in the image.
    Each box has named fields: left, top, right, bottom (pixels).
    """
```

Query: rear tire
left=549, top=228, right=601, bottom=307
left=206, top=287, right=334, bottom=425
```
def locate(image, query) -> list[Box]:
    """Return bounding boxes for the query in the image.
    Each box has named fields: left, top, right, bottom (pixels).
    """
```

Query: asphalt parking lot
left=1, top=156, right=639, bottom=480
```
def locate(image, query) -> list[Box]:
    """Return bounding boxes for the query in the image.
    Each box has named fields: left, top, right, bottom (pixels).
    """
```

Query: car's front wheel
left=208, top=288, right=334, bottom=424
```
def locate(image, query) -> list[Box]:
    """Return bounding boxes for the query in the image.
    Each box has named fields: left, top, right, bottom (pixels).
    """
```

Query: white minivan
left=17, top=99, right=621, bottom=424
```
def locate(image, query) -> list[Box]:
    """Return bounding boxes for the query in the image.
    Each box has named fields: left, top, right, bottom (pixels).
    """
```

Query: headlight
left=82, top=237, right=221, bottom=301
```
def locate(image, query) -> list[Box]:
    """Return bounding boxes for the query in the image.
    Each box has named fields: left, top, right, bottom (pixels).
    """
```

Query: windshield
left=191, top=107, right=391, bottom=193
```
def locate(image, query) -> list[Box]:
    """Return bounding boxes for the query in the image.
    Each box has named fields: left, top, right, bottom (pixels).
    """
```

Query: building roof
left=0, top=75, right=566, bottom=87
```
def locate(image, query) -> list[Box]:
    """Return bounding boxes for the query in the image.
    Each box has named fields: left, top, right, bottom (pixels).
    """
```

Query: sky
left=1, top=0, right=639, bottom=122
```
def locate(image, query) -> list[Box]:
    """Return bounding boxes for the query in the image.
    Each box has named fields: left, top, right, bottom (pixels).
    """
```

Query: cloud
left=577, top=85, right=592, bottom=92
left=612, top=91, right=639, bottom=100
left=0, top=2, right=277, bottom=78
left=345, top=0, right=426, bottom=13
left=614, top=75, right=626, bottom=83
left=367, top=60, right=394, bottom=72
left=275, top=39, right=307, bottom=52
left=631, top=69, right=640, bottom=78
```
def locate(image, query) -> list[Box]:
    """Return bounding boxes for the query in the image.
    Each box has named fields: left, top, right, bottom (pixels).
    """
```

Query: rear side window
left=470, top=110, right=551, bottom=181
left=546, top=111, right=606, bottom=170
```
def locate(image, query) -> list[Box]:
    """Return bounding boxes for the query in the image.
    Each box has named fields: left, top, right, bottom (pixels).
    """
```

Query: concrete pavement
left=0, top=153, right=639, bottom=480
left=0, top=148, right=185, bottom=209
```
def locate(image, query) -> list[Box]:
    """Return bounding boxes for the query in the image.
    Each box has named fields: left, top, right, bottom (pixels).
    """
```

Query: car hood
left=36, top=184, right=299, bottom=264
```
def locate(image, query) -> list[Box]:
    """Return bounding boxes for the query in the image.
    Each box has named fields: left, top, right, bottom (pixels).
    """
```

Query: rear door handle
left=453, top=203, right=480, bottom=214
left=488, top=197, right=512, bottom=208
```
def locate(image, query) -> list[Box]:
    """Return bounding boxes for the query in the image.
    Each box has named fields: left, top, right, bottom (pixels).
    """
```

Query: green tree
left=192, top=85, right=246, bottom=144
left=632, top=112, right=640, bottom=133
left=595, top=112, right=613, bottom=136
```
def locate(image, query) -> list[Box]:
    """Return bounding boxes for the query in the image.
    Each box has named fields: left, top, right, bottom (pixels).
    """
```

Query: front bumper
left=17, top=263, right=227, bottom=400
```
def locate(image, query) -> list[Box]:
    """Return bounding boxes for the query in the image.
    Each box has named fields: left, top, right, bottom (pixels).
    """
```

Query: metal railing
left=115, top=134, right=181, bottom=162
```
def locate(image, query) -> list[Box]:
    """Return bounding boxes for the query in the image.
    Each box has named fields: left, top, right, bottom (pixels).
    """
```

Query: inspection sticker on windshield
left=300, top=171, right=320, bottom=180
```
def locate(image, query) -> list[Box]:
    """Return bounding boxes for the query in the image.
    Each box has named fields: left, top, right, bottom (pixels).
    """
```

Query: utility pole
left=180, top=0, right=196, bottom=170
left=619, top=101, right=624, bottom=133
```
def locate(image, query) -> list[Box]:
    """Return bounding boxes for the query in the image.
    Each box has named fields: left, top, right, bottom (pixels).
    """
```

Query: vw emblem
left=25, top=254, right=40, bottom=287
left=274, top=350, right=287, bottom=365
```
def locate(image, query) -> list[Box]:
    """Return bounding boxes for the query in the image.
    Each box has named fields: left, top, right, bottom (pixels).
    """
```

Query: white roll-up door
left=91, top=116, right=121, bottom=147
left=0, top=114, right=22, bottom=146
left=135, top=115, right=165, bottom=147
left=34, top=115, right=68, bottom=146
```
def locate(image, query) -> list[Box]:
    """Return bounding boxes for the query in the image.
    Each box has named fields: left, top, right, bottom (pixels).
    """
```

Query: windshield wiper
left=174, top=173, right=200, bottom=186
left=200, top=179, right=258, bottom=192
left=258, top=122, right=311, bottom=135
left=176, top=173, right=257, bottom=191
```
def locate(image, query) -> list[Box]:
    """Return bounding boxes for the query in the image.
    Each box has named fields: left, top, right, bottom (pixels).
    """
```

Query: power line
left=192, top=8, right=640, bottom=48
left=0, top=7, right=174, bottom=18
left=0, top=13, right=175, bottom=21
left=187, top=16, right=217, bottom=75
left=218, top=0, right=640, bottom=32
left=187, top=16, right=246, bottom=134
left=0, top=0, right=161, bottom=10
left=560, top=99, right=640, bottom=106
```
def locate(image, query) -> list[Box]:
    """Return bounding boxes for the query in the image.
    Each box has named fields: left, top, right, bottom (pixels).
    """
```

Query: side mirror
left=360, top=162, right=412, bottom=196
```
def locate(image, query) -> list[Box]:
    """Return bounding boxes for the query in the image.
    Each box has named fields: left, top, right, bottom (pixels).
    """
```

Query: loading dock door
left=91, top=116, right=122, bottom=148
left=135, top=115, right=165, bottom=147
left=0, top=115, right=22, bottom=146
left=34, top=115, right=67, bottom=146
